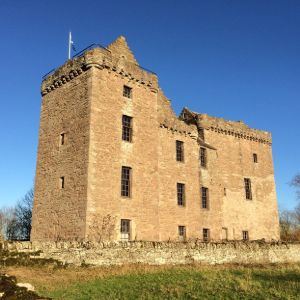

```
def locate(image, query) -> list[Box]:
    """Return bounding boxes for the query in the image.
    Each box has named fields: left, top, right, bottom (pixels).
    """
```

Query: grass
left=2, top=263, right=300, bottom=300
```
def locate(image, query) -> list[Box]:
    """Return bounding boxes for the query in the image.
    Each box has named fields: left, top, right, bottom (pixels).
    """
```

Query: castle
left=31, top=36, right=280, bottom=242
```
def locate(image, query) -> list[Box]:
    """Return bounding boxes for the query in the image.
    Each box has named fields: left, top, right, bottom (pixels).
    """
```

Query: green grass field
left=2, top=262, right=300, bottom=299
left=38, top=264, right=300, bottom=300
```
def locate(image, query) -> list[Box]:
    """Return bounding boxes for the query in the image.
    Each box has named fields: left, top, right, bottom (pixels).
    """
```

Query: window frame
left=122, top=115, right=133, bottom=142
left=120, top=219, right=131, bottom=241
left=178, top=225, right=186, bottom=241
left=203, top=228, right=210, bottom=242
left=123, top=85, right=132, bottom=99
left=121, top=166, right=131, bottom=197
left=177, top=183, right=185, bottom=206
left=201, top=187, right=209, bottom=209
left=244, top=178, right=252, bottom=200
left=200, top=147, right=207, bottom=168
left=176, top=140, right=184, bottom=162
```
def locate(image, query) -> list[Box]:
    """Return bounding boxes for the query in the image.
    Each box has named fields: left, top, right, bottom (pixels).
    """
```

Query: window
left=121, top=167, right=131, bottom=197
left=177, top=183, right=185, bottom=206
left=60, top=133, right=65, bottom=146
left=123, top=85, right=132, bottom=98
left=201, top=187, right=209, bottom=209
left=122, top=115, right=132, bottom=142
left=224, top=188, right=227, bottom=196
left=60, top=177, right=65, bottom=189
left=200, top=147, right=207, bottom=167
left=199, top=128, right=205, bottom=141
left=178, top=225, right=186, bottom=241
left=244, top=178, right=252, bottom=200
left=242, top=230, right=249, bottom=241
left=203, top=228, right=210, bottom=241
left=120, top=219, right=131, bottom=241
left=176, top=140, right=184, bottom=162
left=253, top=153, right=258, bottom=163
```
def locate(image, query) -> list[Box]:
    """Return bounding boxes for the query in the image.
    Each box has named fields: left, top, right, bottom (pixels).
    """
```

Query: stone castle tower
left=31, top=36, right=280, bottom=241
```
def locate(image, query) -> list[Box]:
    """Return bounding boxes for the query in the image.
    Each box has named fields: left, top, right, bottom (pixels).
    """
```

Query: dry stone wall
left=1, top=241, right=300, bottom=266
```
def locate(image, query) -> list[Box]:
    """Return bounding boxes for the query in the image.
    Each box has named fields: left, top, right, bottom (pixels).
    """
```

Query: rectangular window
left=199, top=128, right=205, bottom=141
left=60, top=133, right=65, bottom=146
left=121, top=167, right=131, bottom=197
left=201, top=187, right=209, bottom=209
left=177, top=183, right=185, bottom=206
left=244, top=178, right=252, bottom=200
left=122, top=115, right=132, bottom=142
left=242, top=230, right=249, bottom=241
left=200, top=147, right=207, bottom=167
left=176, top=140, right=184, bottom=162
left=123, top=85, right=132, bottom=98
left=120, top=219, right=131, bottom=241
left=178, top=225, right=186, bottom=241
left=253, top=153, right=258, bottom=163
left=203, top=228, right=210, bottom=241
left=60, top=176, right=65, bottom=189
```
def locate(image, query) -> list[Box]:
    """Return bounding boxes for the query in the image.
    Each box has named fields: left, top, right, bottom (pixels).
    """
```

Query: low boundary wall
left=1, top=241, right=300, bottom=266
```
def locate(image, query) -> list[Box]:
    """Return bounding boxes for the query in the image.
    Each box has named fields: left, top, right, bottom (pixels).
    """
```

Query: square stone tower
left=31, top=36, right=280, bottom=241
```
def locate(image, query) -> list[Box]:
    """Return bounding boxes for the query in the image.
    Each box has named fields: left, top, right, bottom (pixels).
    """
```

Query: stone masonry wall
left=32, top=35, right=280, bottom=242
left=1, top=241, right=300, bottom=266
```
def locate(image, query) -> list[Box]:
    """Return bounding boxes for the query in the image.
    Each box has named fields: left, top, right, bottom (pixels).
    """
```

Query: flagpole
left=68, top=32, right=71, bottom=60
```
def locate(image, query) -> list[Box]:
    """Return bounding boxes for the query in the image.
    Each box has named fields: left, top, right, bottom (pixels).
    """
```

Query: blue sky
left=0, top=0, right=299, bottom=210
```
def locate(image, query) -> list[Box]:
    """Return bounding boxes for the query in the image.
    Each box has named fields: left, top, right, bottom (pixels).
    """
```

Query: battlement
left=180, top=108, right=272, bottom=145
left=41, top=36, right=158, bottom=96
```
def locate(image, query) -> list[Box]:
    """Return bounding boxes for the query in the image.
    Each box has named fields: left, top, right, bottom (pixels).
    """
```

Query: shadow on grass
left=252, top=271, right=300, bottom=283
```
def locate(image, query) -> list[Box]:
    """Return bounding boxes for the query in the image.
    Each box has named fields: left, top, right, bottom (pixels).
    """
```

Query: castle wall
left=32, top=36, right=279, bottom=242
left=31, top=67, right=91, bottom=241
left=204, top=128, right=279, bottom=240
left=85, top=65, right=160, bottom=241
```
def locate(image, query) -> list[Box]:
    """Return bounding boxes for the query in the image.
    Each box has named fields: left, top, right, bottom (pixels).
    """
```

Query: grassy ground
left=2, top=263, right=300, bottom=300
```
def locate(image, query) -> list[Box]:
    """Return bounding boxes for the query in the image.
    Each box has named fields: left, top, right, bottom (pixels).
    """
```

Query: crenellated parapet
left=41, top=37, right=158, bottom=96
left=180, top=108, right=272, bottom=145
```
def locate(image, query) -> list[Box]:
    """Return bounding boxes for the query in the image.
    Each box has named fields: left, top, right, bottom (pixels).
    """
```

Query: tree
left=5, top=188, right=34, bottom=241
left=291, top=174, right=300, bottom=200
left=87, top=214, right=116, bottom=242
left=0, top=207, right=16, bottom=240
left=279, top=210, right=299, bottom=241
left=279, top=174, right=300, bottom=241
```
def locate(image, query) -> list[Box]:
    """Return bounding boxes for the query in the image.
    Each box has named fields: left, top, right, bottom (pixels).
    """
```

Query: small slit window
left=242, top=230, right=249, bottom=241
left=60, top=177, right=65, bottom=189
left=253, top=153, right=258, bottom=163
left=60, top=133, right=65, bottom=146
